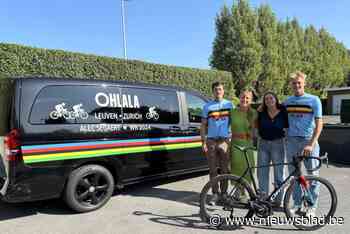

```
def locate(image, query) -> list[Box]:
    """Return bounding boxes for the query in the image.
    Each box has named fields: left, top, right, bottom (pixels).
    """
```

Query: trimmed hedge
left=0, top=43, right=234, bottom=98
left=0, top=43, right=234, bottom=134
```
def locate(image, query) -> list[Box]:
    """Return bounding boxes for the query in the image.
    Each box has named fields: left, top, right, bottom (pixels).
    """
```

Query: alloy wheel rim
left=75, top=172, right=109, bottom=207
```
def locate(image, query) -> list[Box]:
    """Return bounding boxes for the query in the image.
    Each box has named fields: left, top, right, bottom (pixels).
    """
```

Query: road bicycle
left=199, top=144, right=337, bottom=230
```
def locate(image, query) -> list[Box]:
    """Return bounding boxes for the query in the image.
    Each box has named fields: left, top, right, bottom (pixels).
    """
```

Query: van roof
left=12, top=77, right=208, bottom=98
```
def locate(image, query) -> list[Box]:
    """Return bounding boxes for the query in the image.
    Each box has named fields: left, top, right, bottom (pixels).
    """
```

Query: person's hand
left=257, top=104, right=263, bottom=112
left=202, top=142, right=208, bottom=155
left=302, top=144, right=313, bottom=156
left=252, top=137, right=258, bottom=148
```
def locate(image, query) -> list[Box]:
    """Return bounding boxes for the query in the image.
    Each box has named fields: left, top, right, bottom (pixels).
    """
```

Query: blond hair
left=239, top=89, right=253, bottom=98
left=290, top=71, right=307, bottom=81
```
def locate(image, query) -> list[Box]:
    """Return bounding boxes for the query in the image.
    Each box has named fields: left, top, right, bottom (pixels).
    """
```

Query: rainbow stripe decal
left=22, top=136, right=202, bottom=164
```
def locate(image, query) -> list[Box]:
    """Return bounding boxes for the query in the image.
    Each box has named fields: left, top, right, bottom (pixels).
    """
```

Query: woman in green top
left=230, top=90, right=257, bottom=186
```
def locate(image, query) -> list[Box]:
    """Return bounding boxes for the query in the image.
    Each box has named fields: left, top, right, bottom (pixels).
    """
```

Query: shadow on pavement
left=0, top=198, right=74, bottom=221
left=132, top=210, right=243, bottom=231
left=132, top=210, right=301, bottom=232
left=0, top=170, right=208, bottom=221
left=121, top=170, right=208, bottom=207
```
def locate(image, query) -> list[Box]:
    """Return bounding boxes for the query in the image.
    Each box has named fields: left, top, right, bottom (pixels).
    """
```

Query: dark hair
left=262, top=91, right=282, bottom=112
left=211, top=81, right=224, bottom=91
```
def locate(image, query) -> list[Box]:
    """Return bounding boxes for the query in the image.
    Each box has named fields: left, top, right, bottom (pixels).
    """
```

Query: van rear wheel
left=64, top=165, right=114, bottom=213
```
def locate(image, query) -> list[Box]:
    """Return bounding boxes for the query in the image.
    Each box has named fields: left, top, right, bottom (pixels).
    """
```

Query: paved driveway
left=0, top=163, right=348, bottom=234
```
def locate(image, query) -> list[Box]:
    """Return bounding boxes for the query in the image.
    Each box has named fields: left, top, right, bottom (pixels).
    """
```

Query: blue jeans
left=286, top=136, right=320, bottom=208
left=257, top=138, right=285, bottom=204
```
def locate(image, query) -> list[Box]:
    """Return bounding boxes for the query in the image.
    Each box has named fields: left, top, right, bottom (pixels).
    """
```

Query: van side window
left=30, top=85, right=122, bottom=124
left=121, top=88, right=179, bottom=124
left=186, top=93, right=207, bottom=123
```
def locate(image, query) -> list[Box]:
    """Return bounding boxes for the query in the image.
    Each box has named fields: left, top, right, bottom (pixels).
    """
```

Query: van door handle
left=188, top=127, right=198, bottom=131
left=169, top=126, right=181, bottom=132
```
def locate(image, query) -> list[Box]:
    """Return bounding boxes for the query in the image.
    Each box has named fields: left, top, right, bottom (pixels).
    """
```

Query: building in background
left=326, top=87, right=350, bottom=115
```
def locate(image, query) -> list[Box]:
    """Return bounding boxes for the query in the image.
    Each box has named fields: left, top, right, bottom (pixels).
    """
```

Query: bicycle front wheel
left=284, top=175, right=337, bottom=230
left=199, top=174, right=255, bottom=227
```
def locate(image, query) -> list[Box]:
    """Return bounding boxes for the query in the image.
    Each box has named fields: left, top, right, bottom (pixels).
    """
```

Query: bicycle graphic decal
left=49, top=102, right=89, bottom=120
left=146, top=106, right=159, bottom=120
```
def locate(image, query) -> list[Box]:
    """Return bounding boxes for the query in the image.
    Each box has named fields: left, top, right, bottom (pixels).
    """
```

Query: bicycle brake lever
left=320, top=153, right=329, bottom=168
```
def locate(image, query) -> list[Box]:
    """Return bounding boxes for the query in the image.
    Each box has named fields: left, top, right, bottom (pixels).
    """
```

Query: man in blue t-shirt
left=201, top=81, right=234, bottom=205
left=284, top=71, right=323, bottom=217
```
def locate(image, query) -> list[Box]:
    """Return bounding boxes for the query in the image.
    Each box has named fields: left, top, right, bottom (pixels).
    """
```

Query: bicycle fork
left=298, top=176, right=315, bottom=207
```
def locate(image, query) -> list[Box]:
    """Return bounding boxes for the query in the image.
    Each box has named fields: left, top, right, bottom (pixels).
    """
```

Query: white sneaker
left=306, top=208, right=316, bottom=218
left=209, top=194, right=219, bottom=206
left=289, top=205, right=301, bottom=216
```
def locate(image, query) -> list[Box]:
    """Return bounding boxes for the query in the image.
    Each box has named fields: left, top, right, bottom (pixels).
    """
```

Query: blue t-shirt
left=202, top=99, right=234, bottom=138
left=284, top=93, right=322, bottom=138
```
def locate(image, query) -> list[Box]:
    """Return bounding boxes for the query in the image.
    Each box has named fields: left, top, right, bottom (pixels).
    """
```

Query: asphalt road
left=0, top=163, right=349, bottom=234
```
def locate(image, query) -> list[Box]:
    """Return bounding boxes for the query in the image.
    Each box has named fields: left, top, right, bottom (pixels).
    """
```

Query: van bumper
left=1, top=181, right=62, bottom=203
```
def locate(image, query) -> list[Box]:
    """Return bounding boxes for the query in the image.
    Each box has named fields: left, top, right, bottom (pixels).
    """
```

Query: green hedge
left=0, top=43, right=234, bottom=134
left=0, top=43, right=234, bottom=98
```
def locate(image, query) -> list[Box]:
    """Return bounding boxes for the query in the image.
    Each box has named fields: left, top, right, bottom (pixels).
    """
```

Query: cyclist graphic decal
left=146, top=106, right=159, bottom=120
left=50, top=103, right=89, bottom=120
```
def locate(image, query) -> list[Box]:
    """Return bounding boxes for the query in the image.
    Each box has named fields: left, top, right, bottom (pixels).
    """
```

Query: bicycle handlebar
left=295, top=153, right=329, bottom=172
left=232, top=143, right=329, bottom=172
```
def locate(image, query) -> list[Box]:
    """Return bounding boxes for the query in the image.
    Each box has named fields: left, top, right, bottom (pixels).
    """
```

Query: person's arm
left=281, top=105, right=289, bottom=132
left=200, top=104, right=209, bottom=155
left=228, top=101, right=235, bottom=127
left=311, top=118, right=323, bottom=146
left=257, top=104, right=263, bottom=112
left=253, top=112, right=259, bottom=136
left=200, top=118, right=208, bottom=154
left=303, top=98, right=323, bottom=156
left=251, top=110, right=258, bottom=147
left=256, top=110, right=262, bottom=131
left=252, top=127, right=258, bottom=147
left=303, top=118, right=323, bottom=156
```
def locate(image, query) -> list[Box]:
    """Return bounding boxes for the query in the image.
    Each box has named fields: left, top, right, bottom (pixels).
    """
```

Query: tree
left=302, top=25, right=322, bottom=94
left=227, top=0, right=262, bottom=95
left=210, top=1, right=350, bottom=98
left=256, top=4, right=282, bottom=97
left=210, top=5, right=233, bottom=71
left=315, top=28, right=344, bottom=96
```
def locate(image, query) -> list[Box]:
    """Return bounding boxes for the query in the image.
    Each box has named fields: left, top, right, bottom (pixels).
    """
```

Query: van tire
left=64, top=164, right=114, bottom=213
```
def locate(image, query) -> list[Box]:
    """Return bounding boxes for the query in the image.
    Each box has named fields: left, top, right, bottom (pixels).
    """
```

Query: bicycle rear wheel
left=284, top=175, right=337, bottom=230
left=199, top=174, right=255, bottom=227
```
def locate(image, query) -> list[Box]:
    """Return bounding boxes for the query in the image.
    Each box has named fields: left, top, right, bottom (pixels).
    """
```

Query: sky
left=1, top=0, right=349, bottom=69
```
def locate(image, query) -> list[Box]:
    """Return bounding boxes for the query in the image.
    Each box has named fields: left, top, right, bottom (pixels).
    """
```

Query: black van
left=0, top=77, right=209, bottom=212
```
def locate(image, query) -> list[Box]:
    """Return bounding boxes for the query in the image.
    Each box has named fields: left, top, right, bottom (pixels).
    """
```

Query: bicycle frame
left=236, top=148, right=305, bottom=202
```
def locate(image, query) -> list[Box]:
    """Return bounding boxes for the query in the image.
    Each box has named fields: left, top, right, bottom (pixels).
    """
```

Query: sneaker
left=233, top=188, right=249, bottom=203
left=221, top=194, right=236, bottom=207
left=220, top=193, right=229, bottom=201
left=208, top=194, right=219, bottom=206
left=306, top=208, right=316, bottom=218
left=217, top=193, right=229, bottom=206
left=289, top=205, right=301, bottom=216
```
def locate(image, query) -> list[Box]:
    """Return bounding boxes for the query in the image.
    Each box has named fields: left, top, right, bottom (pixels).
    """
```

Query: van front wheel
left=64, top=165, right=115, bottom=213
